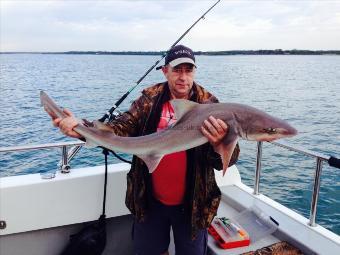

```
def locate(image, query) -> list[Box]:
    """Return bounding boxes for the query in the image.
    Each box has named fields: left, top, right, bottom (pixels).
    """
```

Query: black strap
left=102, top=149, right=109, bottom=217
left=110, top=150, right=131, bottom=164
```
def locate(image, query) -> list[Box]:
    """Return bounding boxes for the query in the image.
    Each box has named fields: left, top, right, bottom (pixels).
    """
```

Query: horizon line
left=1, top=49, right=340, bottom=55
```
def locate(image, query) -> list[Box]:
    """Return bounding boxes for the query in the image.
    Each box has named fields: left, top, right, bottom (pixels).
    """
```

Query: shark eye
left=263, top=127, right=277, bottom=134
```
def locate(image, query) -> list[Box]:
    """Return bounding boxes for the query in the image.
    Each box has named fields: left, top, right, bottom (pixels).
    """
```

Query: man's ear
left=161, top=65, right=168, bottom=75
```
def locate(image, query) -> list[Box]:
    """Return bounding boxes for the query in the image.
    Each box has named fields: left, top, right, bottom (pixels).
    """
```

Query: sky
left=1, top=0, right=340, bottom=52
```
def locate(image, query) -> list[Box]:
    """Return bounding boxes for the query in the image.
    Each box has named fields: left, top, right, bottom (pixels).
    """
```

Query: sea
left=0, top=54, right=339, bottom=235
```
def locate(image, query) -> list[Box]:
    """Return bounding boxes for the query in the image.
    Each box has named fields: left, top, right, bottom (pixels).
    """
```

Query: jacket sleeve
left=82, top=93, right=150, bottom=138
left=105, top=93, right=150, bottom=137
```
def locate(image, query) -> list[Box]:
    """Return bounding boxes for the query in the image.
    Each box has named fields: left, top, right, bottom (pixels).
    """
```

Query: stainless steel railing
left=0, top=141, right=85, bottom=153
left=0, top=140, right=338, bottom=227
left=254, top=140, right=333, bottom=227
left=0, top=141, right=85, bottom=174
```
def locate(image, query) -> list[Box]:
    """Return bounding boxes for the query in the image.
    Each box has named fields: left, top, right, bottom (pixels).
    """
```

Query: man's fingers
left=53, top=118, right=61, bottom=127
left=205, top=116, right=228, bottom=136
left=208, top=116, right=226, bottom=134
left=216, top=119, right=228, bottom=132
left=201, top=126, right=216, bottom=143
left=203, top=119, right=219, bottom=137
left=44, top=106, right=58, bottom=119
left=201, top=117, right=230, bottom=148
left=67, top=130, right=82, bottom=138
left=59, top=118, right=78, bottom=131
left=45, top=106, right=82, bottom=139
left=63, top=108, right=74, bottom=117
left=59, top=117, right=82, bottom=138
left=208, top=116, right=228, bottom=134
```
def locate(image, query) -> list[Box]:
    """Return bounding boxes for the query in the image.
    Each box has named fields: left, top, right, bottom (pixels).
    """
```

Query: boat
left=0, top=140, right=339, bottom=254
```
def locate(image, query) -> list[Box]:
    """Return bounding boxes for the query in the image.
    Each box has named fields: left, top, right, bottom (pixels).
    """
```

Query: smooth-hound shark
left=40, top=91, right=297, bottom=176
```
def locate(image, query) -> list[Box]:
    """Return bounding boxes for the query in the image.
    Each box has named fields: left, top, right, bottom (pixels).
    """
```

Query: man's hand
left=50, top=108, right=83, bottom=139
left=201, top=116, right=228, bottom=149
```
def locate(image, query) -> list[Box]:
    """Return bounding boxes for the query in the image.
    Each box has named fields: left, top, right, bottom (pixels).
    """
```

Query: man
left=51, top=45, right=240, bottom=255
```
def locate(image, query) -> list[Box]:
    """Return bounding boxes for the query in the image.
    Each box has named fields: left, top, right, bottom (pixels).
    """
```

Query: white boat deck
left=0, top=162, right=339, bottom=254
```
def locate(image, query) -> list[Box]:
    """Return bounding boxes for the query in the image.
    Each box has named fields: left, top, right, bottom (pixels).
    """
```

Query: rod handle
left=115, top=92, right=129, bottom=107
left=98, top=92, right=130, bottom=122
left=329, top=156, right=340, bottom=169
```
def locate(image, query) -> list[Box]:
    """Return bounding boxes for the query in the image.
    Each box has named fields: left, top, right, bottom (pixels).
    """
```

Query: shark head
left=244, top=111, right=298, bottom=142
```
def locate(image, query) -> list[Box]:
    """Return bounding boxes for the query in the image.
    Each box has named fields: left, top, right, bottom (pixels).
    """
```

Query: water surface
left=0, top=54, right=339, bottom=234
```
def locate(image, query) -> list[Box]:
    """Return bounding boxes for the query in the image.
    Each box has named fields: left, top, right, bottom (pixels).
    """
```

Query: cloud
left=1, top=0, right=339, bottom=51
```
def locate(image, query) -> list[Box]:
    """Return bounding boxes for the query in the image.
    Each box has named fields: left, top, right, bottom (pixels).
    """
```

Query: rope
left=102, top=149, right=109, bottom=217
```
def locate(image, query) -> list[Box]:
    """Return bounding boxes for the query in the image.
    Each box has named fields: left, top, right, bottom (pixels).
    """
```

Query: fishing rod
left=63, top=0, right=221, bottom=166
left=98, top=0, right=221, bottom=123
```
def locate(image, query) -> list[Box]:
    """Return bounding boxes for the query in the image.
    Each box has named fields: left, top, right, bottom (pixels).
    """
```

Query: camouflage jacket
left=105, top=82, right=240, bottom=238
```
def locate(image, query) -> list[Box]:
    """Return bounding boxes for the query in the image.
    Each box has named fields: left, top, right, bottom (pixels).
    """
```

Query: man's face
left=162, top=63, right=195, bottom=99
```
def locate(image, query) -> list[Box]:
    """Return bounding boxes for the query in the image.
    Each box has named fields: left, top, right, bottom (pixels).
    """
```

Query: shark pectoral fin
left=85, top=140, right=96, bottom=148
left=222, top=139, right=238, bottom=177
left=215, top=135, right=238, bottom=177
left=92, top=120, right=115, bottom=131
left=83, top=137, right=98, bottom=148
left=138, top=154, right=164, bottom=173
left=170, top=99, right=199, bottom=120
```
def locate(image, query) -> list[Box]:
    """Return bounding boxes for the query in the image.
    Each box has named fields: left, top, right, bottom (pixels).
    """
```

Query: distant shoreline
left=1, top=50, right=339, bottom=55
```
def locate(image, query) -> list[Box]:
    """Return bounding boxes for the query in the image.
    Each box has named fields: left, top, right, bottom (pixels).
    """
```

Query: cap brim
left=169, top=57, right=196, bottom=68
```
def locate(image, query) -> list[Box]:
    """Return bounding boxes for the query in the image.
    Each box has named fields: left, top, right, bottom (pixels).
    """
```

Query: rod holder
left=0, top=220, right=6, bottom=229
left=60, top=146, right=70, bottom=173
left=309, top=157, right=323, bottom=226
left=254, top=141, right=263, bottom=195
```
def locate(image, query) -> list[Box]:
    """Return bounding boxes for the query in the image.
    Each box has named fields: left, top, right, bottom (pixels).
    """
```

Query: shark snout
left=280, top=126, right=298, bottom=137
left=248, top=125, right=298, bottom=142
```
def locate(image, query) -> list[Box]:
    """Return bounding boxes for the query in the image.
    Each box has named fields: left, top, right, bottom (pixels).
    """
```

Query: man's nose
left=178, top=70, right=187, bottom=78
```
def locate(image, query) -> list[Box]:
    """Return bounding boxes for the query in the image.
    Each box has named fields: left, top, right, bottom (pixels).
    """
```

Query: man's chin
left=175, top=86, right=189, bottom=93
left=176, top=90, right=190, bottom=98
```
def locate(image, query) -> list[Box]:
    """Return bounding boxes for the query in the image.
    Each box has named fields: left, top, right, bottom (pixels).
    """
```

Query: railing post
left=309, top=157, right=323, bottom=226
left=60, top=146, right=70, bottom=173
left=254, top=141, right=263, bottom=195
left=67, top=145, right=82, bottom=163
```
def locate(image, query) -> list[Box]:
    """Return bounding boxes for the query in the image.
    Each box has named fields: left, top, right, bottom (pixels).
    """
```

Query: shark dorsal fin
left=170, top=99, right=199, bottom=120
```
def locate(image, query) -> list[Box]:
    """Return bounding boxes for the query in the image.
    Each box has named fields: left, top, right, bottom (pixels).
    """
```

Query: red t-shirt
left=151, top=101, right=187, bottom=205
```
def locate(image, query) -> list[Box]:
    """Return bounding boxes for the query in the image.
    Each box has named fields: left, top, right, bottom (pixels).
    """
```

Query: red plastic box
left=208, top=217, right=250, bottom=249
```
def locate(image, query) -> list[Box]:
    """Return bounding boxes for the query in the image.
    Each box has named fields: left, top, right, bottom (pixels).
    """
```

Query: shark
left=40, top=91, right=297, bottom=176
